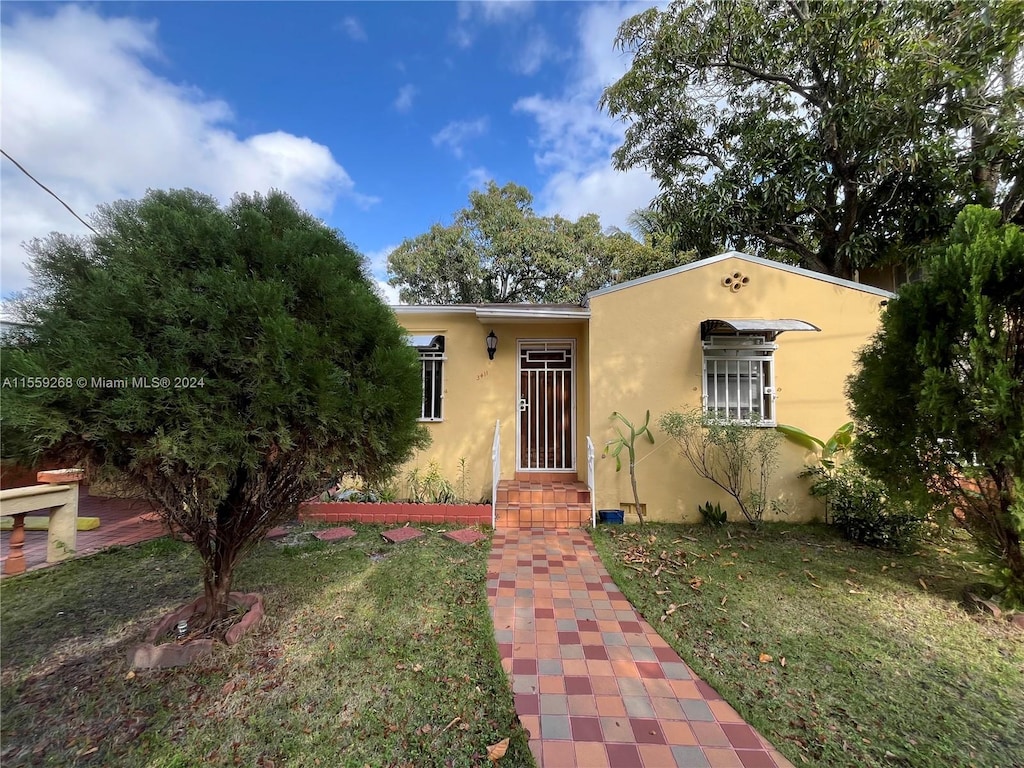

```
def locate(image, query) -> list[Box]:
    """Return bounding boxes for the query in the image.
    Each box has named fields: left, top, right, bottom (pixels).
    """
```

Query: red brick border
left=299, top=501, right=490, bottom=526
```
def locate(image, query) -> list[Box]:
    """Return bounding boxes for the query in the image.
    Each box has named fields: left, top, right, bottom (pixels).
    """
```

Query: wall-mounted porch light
left=486, top=330, right=498, bottom=360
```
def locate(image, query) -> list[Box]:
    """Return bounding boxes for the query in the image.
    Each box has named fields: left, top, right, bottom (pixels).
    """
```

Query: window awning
left=406, top=334, right=445, bottom=352
left=701, top=319, right=820, bottom=341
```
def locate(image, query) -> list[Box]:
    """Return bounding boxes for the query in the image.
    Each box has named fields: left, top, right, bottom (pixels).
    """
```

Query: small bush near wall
left=804, top=463, right=923, bottom=551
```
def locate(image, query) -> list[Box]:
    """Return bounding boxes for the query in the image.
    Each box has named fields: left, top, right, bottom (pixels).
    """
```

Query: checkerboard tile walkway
left=487, top=529, right=793, bottom=768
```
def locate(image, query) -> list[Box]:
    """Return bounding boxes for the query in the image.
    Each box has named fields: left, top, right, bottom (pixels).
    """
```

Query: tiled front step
left=497, top=482, right=592, bottom=506
left=495, top=504, right=592, bottom=529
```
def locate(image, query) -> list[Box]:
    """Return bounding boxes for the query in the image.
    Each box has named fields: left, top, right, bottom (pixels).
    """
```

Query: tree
left=847, top=206, right=1024, bottom=605
left=659, top=409, right=783, bottom=526
left=387, top=181, right=691, bottom=304
left=1, top=189, right=428, bottom=626
left=601, top=0, right=1024, bottom=278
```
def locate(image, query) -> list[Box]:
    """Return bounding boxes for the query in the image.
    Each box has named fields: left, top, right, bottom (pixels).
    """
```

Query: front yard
left=0, top=527, right=532, bottom=768
left=594, top=523, right=1024, bottom=768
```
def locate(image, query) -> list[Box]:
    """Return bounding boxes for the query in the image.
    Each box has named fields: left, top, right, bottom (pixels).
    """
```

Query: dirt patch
left=129, top=592, right=264, bottom=669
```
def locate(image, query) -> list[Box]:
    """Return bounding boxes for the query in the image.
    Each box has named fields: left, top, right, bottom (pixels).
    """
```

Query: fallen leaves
left=759, top=653, right=774, bottom=663
left=486, top=737, right=509, bottom=763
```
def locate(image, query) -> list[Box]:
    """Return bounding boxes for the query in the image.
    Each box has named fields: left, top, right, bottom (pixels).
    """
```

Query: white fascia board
left=391, top=305, right=478, bottom=315
left=474, top=307, right=590, bottom=321
left=587, top=251, right=895, bottom=299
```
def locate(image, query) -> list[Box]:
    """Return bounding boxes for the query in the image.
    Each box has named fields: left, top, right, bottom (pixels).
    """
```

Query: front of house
left=394, top=252, right=892, bottom=527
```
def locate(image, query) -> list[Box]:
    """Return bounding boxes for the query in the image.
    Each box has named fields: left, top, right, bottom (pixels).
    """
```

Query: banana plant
left=775, top=421, right=855, bottom=469
left=604, top=410, right=655, bottom=525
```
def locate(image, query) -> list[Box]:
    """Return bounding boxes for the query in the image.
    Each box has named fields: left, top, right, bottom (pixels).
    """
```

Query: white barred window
left=702, top=334, right=776, bottom=425
left=408, top=334, right=445, bottom=422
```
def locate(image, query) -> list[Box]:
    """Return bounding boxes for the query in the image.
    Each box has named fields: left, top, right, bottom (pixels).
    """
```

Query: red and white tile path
left=487, top=529, right=793, bottom=768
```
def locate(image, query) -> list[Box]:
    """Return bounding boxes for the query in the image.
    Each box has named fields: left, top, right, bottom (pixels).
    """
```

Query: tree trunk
left=629, top=459, right=645, bottom=526
left=202, top=561, right=234, bottom=626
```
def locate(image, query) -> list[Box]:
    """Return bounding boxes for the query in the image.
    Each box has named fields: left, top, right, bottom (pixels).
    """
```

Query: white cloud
left=338, top=16, right=367, bottom=42
left=393, top=84, right=417, bottom=113
left=474, top=0, right=534, bottom=24
left=451, top=0, right=534, bottom=49
left=0, top=6, right=375, bottom=295
left=363, top=244, right=402, bottom=305
left=431, top=117, right=489, bottom=159
left=515, top=26, right=558, bottom=75
left=515, top=2, right=661, bottom=233
left=464, top=166, right=494, bottom=191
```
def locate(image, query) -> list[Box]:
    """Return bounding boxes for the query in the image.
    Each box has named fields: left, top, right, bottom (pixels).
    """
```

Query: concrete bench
left=0, top=469, right=84, bottom=575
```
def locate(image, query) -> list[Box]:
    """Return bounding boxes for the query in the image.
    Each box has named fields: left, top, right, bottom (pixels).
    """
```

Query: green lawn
left=593, top=523, right=1023, bottom=768
left=0, top=527, right=532, bottom=768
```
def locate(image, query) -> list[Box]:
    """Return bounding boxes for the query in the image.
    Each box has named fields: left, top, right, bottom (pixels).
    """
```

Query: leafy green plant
left=659, top=408, right=783, bottom=526
left=0, top=189, right=429, bottom=626
left=422, top=461, right=458, bottom=504
left=603, top=410, right=655, bottom=526
left=455, top=457, right=471, bottom=503
left=362, top=480, right=397, bottom=503
left=848, top=206, right=1024, bottom=605
left=697, top=501, right=727, bottom=527
left=804, top=463, right=923, bottom=552
left=405, top=467, right=425, bottom=503
left=406, top=463, right=459, bottom=504
left=776, top=422, right=855, bottom=469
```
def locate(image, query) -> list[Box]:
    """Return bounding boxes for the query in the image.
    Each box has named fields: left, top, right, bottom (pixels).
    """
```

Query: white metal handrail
left=491, top=420, right=501, bottom=530
left=586, top=435, right=596, bottom=528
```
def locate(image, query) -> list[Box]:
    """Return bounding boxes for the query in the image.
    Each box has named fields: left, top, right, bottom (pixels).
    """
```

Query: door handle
left=518, top=398, right=528, bottom=413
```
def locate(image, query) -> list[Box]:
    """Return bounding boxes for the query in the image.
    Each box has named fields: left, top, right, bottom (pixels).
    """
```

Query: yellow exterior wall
left=587, top=256, right=888, bottom=523
left=393, top=309, right=588, bottom=502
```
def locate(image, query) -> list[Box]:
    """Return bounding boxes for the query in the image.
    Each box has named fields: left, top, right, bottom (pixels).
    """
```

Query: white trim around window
left=418, top=347, right=445, bottom=422
left=701, top=334, right=777, bottom=426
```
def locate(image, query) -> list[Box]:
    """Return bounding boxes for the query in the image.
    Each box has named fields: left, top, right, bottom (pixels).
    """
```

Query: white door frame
left=516, top=339, right=577, bottom=472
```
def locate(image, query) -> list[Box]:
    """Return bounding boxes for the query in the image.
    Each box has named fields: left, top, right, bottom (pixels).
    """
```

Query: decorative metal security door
left=517, top=341, right=575, bottom=471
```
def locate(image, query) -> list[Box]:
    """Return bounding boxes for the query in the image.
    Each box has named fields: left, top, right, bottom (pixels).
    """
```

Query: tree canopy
left=847, top=205, right=1024, bottom=605
left=1, top=189, right=428, bottom=624
left=602, top=0, right=1024, bottom=278
left=386, top=181, right=692, bottom=305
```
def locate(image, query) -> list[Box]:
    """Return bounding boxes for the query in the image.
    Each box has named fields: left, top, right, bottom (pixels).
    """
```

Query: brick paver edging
left=300, top=501, right=490, bottom=526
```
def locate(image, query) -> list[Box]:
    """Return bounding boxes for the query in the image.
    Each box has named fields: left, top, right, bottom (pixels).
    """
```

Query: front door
left=517, top=340, right=575, bottom=471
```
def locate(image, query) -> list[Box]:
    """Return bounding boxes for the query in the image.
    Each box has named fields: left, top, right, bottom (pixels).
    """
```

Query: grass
left=1, top=525, right=533, bottom=768
left=593, top=523, right=1024, bottom=768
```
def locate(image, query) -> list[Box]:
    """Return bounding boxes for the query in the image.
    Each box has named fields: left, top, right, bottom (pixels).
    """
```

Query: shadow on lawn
left=595, top=522, right=1024, bottom=768
left=1, top=527, right=532, bottom=768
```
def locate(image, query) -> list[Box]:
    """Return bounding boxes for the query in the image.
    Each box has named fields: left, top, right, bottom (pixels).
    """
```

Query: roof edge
left=587, top=251, right=896, bottom=299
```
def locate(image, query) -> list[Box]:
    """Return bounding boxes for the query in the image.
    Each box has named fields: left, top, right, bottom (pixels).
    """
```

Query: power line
left=0, top=148, right=98, bottom=235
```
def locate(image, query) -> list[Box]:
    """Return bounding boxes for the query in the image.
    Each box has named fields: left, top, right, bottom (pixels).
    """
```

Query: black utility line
left=1, top=148, right=98, bottom=234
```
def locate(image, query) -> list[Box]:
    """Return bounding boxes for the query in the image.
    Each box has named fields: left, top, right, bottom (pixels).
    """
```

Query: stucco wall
left=587, top=256, right=888, bottom=523
left=393, top=309, right=588, bottom=502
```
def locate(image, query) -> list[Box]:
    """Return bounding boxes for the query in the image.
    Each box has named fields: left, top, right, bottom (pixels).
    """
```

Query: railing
left=586, top=436, right=596, bottom=529
left=491, top=420, right=501, bottom=530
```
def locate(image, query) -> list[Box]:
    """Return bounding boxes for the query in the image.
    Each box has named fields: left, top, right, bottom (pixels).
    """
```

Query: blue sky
left=0, top=1, right=661, bottom=303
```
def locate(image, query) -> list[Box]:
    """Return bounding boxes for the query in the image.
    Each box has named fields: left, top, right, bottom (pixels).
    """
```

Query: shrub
left=804, top=463, right=923, bottom=551
left=697, top=500, right=727, bottom=527
left=847, top=206, right=1024, bottom=604
left=659, top=408, right=783, bottom=526
left=0, top=189, right=428, bottom=625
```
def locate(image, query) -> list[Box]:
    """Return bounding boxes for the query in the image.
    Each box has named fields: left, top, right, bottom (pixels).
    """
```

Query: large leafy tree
left=387, top=181, right=692, bottom=304
left=602, top=0, right=1024, bottom=278
left=847, top=206, right=1024, bottom=605
left=1, top=189, right=428, bottom=625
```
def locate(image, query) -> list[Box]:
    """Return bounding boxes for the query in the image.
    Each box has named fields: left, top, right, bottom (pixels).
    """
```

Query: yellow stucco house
left=393, top=251, right=892, bottom=528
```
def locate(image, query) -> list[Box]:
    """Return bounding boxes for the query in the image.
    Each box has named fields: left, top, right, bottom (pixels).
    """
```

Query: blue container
left=598, top=509, right=624, bottom=524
